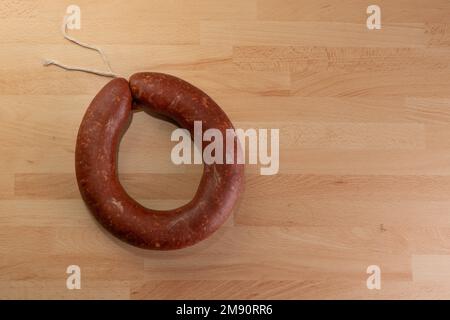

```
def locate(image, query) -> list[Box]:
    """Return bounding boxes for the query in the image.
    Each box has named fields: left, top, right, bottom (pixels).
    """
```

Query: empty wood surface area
left=1, top=0, right=450, bottom=299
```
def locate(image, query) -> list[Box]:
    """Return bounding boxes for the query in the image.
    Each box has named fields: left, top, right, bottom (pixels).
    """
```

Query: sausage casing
left=75, top=73, right=244, bottom=250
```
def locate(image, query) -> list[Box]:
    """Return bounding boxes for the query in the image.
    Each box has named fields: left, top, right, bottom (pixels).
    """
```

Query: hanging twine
left=43, top=15, right=121, bottom=78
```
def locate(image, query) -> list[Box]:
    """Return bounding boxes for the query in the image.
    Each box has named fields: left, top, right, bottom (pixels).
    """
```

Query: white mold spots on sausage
left=111, top=197, right=123, bottom=213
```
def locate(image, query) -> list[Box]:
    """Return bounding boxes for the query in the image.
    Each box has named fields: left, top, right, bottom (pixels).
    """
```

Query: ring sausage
left=75, top=73, right=244, bottom=250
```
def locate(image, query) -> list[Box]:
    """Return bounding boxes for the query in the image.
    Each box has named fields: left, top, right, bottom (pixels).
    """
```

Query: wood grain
left=1, top=0, right=450, bottom=299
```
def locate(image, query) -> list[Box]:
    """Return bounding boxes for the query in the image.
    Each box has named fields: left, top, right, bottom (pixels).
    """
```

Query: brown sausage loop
left=75, top=73, right=244, bottom=250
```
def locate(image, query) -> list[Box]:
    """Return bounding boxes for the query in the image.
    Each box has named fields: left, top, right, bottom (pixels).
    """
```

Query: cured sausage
left=75, top=73, right=244, bottom=250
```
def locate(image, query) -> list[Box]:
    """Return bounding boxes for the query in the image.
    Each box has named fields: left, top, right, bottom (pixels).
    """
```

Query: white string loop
left=43, top=16, right=121, bottom=78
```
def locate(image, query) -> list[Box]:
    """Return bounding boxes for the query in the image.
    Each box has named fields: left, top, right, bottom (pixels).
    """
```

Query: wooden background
left=1, top=0, right=450, bottom=299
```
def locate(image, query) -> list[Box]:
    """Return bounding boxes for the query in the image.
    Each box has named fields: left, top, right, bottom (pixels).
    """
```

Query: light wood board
left=1, top=0, right=450, bottom=299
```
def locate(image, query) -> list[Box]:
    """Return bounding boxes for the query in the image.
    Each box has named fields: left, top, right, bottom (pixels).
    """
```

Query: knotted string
left=43, top=15, right=121, bottom=78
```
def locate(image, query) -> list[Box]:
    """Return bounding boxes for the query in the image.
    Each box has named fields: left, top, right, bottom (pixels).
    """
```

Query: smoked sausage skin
left=75, top=73, right=244, bottom=250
